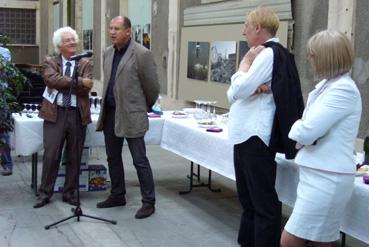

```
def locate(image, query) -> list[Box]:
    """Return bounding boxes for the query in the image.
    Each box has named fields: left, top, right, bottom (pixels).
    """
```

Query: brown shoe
left=33, top=197, right=50, bottom=208
left=135, top=204, right=155, bottom=219
left=62, top=195, right=78, bottom=206
left=96, top=196, right=126, bottom=208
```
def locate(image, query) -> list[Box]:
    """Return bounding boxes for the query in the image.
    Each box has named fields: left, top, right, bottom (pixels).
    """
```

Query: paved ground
left=0, top=146, right=366, bottom=247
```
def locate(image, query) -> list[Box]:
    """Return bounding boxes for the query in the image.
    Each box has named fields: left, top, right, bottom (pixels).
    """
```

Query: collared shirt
left=227, top=37, right=279, bottom=145
left=105, top=39, right=131, bottom=108
left=56, top=56, right=77, bottom=107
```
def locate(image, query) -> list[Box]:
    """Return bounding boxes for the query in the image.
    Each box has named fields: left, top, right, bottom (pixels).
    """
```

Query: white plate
left=198, top=123, right=217, bottom=128
left=172, top=114, right=189, bottom=118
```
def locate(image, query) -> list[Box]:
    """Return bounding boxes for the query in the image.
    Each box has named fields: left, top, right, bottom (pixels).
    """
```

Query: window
left=0, top=8, right=36, bottom=44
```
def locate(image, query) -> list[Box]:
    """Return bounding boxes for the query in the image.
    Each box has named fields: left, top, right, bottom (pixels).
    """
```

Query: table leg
left=186, top=163, right=201, bottom=182
left=179, top=161, right=221, bottom=194
left=31, top=152, right=38, bottom=196
left=340, top=232, right=346, bottom=247
left=207, top=170, right=221, bottom=192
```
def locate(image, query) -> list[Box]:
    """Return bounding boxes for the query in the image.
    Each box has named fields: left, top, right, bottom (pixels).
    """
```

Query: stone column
left=39, top=1, right=53, bottom=60
left=328, top=0, right=356, bottom=41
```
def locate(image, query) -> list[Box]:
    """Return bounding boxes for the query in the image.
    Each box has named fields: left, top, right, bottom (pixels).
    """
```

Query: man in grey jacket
left=96, top=16, right=159, bottom=219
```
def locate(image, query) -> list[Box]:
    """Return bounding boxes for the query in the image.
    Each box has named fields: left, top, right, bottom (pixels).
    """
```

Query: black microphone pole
left=45, top=54, right=117, bottom=229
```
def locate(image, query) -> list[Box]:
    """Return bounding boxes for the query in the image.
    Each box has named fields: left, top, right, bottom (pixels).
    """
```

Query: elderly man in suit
left=96, top=16, right=159, bottom=219
left=33, top=26, right=93, bottom=208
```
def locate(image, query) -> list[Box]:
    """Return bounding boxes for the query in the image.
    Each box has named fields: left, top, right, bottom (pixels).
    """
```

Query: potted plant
left=0, top=34, right=28, bottom=153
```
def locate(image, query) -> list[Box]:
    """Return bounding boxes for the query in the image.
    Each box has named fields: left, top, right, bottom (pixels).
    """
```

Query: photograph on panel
left=210, top=41, right=236, bottom=84
left=187, top=41, right=210, bottom=81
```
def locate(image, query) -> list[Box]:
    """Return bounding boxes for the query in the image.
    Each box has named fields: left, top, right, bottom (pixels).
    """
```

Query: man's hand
left=254, top=83, right=271, bottom=94
left=238, top=45, right=265, bottom=73
left=47, top=87, right=53, bottom=95
left=82, top=78, right=93, bottom=89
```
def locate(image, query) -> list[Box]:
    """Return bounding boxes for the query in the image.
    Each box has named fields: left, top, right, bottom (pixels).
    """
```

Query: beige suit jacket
left=96, top=41, right=159, bottom=138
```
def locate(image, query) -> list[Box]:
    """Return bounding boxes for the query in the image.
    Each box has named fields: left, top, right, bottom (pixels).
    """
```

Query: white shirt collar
left=61, top=55, right=75, bottom=66
left=266, top=37, right=280, bottom=43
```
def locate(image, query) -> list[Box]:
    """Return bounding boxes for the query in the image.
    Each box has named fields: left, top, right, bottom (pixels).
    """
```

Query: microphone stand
left=45, top=57, right=116, bottom=229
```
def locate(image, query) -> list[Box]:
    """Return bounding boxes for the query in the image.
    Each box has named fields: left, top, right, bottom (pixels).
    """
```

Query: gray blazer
left=96, top=41, right=159, bottom=138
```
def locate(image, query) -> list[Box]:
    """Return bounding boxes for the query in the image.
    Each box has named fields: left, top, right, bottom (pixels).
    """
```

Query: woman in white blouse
left=281, top=30, right=362, bottom=247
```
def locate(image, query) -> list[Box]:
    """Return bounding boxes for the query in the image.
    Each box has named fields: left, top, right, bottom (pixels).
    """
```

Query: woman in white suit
left=281, top=30, right=362, bottom=247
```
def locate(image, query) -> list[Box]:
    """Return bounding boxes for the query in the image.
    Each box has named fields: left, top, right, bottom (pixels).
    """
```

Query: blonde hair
left=307, top=30, right=354, bottom=80
left=52, top=26, right=79, bottom=54
left=246, top=6, right=279, bottom=36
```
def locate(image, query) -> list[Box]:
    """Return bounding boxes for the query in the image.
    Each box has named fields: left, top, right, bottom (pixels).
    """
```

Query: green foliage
left=0, top=35, right=29, bottom=147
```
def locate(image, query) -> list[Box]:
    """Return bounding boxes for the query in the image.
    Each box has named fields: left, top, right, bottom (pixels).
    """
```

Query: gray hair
left=52, top=26, right=79, bottom=54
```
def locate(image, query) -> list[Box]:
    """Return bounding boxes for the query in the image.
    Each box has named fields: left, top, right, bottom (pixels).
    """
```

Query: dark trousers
left=39, top=107, right=86, bottom=199
left=0, top=132, right=12, bottom=170
left=234, top=136, right=281, bottom=247
left=103, top=108, right=155, bottom=205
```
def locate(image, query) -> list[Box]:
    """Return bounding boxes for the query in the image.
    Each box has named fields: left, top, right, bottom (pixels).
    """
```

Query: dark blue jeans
left=0, top=132, right=13, bottom=170
left=103, top=108, right=155, bottom=205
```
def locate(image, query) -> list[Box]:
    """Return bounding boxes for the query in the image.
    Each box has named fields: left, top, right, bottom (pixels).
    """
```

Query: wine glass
left=25, top=104, right=31, bottom=113
left=31, top=104, right=37, bottom=113
left=22, top=103, right=27, bottom=113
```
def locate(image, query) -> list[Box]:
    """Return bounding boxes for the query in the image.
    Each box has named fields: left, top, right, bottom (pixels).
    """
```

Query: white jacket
left=288, top=73, right=362, bottom=174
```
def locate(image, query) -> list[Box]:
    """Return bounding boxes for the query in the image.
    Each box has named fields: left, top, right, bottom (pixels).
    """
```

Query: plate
left=198, top=123, right=217, bottom=128
left=172, top=111, right=189, bottom=118
left=356, top=165, right=369, bottom=176
left=172, top=114, right=189, bottom=118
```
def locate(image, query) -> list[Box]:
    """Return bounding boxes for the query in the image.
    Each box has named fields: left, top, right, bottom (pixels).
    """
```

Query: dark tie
left=63, top=61, right=72, bottom=107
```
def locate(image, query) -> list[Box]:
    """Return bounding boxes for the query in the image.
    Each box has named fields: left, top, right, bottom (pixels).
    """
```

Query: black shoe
left=33, top=197, right=50, bottom=208
left=135, top=204, right=155, bottom=219
left=96, top=196, right=126, bottom=208
left=62, top=195, right=78, bottom=206
left=1, top=168, right=12, bottom=176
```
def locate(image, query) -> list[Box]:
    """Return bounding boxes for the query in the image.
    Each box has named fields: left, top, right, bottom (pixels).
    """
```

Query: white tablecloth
left=160, top=115, right=369, bottom=244
left=12, top=113, right=164, bottom=156
left=160, top=116, right=235, bottom=180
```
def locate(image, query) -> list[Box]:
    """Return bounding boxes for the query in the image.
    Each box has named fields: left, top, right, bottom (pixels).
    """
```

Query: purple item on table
left=363, top=176, right=369, bottom=184
left=148, top=113, right=161, bottom=118
left=206, top=127, right=223, bottom=133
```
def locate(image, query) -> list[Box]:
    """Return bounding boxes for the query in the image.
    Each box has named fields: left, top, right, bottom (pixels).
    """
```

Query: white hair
left=52, top=26, right=79, bottom=54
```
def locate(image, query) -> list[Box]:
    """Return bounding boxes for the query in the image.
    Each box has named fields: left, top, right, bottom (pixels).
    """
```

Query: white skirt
left=284, top=166, right=354, bottom=242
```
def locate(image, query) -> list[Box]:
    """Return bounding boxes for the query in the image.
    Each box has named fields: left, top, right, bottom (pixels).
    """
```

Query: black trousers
left=234, top=136, right=281, bottom=247
left=103, top=108, right=155, bottom=205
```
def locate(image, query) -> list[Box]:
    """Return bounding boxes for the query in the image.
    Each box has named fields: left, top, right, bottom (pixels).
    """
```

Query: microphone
left=70, top=51, right=93, bottom=61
